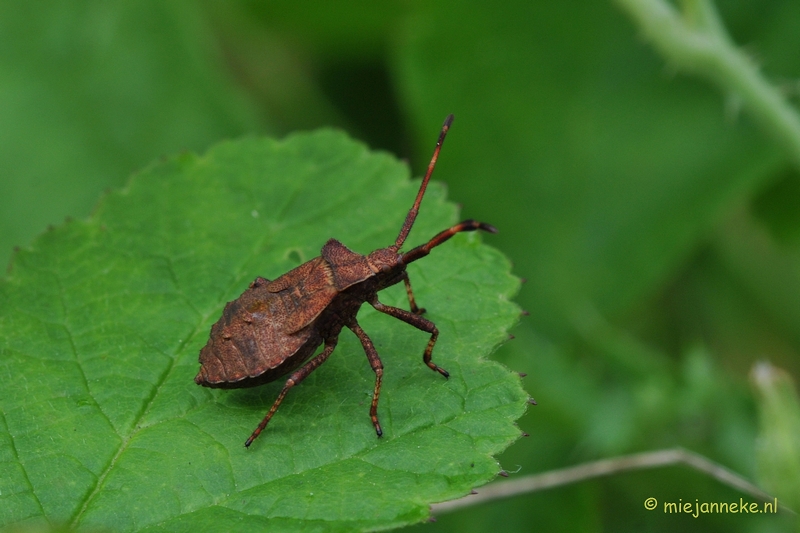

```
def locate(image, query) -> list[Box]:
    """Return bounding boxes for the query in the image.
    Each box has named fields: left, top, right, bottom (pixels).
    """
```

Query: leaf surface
left=0, top=130, right=526, bottom=532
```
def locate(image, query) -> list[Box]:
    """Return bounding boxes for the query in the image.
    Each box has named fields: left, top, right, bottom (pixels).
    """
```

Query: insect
left=194, top=115, right=497, bottom=447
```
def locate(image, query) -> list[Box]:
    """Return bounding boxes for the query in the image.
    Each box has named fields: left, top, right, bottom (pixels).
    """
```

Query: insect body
left=195, top=115, right=496, bottom=447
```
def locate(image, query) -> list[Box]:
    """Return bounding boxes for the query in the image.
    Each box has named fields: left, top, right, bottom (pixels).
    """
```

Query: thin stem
left=614, top=0, right=800, bottom=169
left=431, top=448, right=791, bottom=514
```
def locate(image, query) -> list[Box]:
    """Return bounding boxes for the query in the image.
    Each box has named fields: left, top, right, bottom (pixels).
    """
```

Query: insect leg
left=369, top=297, right=448, bottom=379
left=401, top=271, right=426, bottom=315
left=244, top=337, right=338, bottom=447
left=347, top=320, right=384, bottom=437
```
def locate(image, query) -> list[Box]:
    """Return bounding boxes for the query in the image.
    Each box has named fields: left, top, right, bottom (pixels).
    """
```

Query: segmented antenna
left=394, top=114, right=454, bottom=249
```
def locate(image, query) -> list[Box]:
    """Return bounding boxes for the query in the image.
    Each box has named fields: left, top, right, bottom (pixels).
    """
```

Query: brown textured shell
left=194, top=239, right=374, bottom=389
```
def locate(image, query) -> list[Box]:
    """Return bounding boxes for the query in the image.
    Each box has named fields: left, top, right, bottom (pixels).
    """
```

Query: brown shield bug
left=195, top=115, right=497, bottom=447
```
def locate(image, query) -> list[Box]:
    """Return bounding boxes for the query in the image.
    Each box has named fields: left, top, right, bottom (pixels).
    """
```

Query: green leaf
left=0, top=130, right=527, bottom=532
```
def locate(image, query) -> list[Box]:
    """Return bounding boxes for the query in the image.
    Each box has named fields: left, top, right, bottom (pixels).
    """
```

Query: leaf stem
left=431, top=447, right=792, bottom=514
left=614, top=0, right=800, bottom=169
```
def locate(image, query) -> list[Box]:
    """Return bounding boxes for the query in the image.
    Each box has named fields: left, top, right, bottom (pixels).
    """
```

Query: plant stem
left=614, top=0, right=800, bottom=169
left=431, top=448, right=789, bottom=515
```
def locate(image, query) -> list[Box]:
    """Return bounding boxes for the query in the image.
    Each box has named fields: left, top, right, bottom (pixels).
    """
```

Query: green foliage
left=4, top=0, right=800, bottom=531
left=0, top=133, right=526, bottom=531
left=0, top=0, right=261, bottom=269
left=396, top=1, right=786, bottom=334
left=753, top=362, right=800, bottom=511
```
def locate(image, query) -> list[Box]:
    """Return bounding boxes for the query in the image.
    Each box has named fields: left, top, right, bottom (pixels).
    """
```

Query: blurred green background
left=3, top=0, right=800, bottom=531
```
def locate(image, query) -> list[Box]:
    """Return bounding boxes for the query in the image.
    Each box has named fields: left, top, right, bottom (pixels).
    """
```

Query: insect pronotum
left=194, top=115, right=497, bottom=447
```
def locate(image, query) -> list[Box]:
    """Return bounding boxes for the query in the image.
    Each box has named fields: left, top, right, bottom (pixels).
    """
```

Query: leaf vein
left=0, top=410, right=46, bottom=517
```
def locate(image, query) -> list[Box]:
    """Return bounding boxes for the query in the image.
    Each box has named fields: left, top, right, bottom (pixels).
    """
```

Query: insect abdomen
left=195, top=277, right=321, bottom=388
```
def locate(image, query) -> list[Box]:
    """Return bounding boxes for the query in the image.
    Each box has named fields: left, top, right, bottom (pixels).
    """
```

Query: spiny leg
left=347, top=320, right=384, bottom=437
left=401, top=271, right=425, bottom=315
left=244, top=337, right=338, bottom=447
left=400, top=219, right=497, bottom=265
left=369, top=296, right=448, bottom=378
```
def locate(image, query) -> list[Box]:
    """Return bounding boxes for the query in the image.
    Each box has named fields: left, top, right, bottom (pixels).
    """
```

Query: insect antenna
left=394, top=114, right=454, bottom=249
